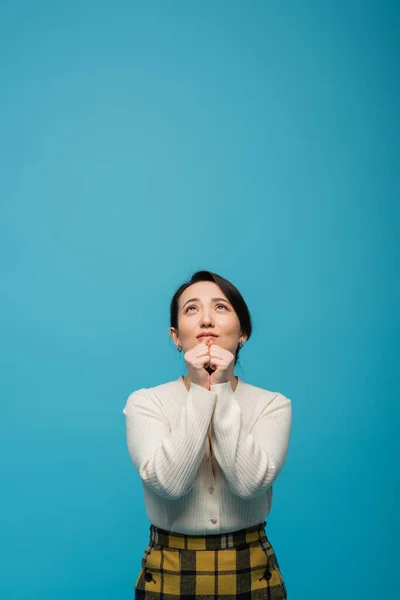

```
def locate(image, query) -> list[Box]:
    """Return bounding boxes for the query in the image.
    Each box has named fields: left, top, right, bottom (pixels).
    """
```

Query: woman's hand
left=183, top=342, right=212, bottom=389
left=208, top=339, right=235, bottom=385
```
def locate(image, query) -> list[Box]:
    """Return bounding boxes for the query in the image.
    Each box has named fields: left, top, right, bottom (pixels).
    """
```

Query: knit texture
left=123, top=376, right=292, bottom=535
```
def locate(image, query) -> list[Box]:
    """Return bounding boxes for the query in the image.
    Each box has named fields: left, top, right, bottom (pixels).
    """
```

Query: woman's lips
left=197, top=335, right=217, bottom=341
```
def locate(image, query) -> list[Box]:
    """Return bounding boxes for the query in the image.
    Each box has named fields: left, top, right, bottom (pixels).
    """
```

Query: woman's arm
left=123, top=384, right=217, bottom=499
left=209, top=383, right=292, bottom=499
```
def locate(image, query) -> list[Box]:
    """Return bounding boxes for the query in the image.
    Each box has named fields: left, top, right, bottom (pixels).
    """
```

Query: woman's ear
left=169, top=327, right=180, bottom=346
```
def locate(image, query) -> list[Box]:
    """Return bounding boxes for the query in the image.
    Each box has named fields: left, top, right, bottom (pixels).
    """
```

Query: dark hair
left=170, top=270, right=253, bottom=365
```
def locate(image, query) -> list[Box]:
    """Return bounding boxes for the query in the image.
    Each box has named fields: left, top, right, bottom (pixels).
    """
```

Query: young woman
left=123, top=270, right=292, bottom=599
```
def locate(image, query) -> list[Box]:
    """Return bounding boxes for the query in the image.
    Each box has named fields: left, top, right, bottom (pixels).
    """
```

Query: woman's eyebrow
left=182, top=297, right=230, bottom=309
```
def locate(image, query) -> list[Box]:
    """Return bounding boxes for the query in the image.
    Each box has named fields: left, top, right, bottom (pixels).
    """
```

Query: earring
left=177, top=345, right=183, bottom=352
left=238, top=341, right=244, bottom=349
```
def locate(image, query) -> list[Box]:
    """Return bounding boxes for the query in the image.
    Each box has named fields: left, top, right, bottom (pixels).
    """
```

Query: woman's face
left=170, top=280, right=247, bottom=355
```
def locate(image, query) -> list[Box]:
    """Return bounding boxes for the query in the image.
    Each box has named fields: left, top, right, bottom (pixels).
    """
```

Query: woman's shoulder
left=239, top=379, right=292, bottom=406
left=122, top=378, right=187, bottom=414
left=124, top=378, right=183, bottom=407
left=137, top=377, right=183, bottom=397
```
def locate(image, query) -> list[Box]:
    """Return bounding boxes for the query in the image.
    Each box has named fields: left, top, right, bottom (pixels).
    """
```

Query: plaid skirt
left=134, top=520, right=287, bottom=599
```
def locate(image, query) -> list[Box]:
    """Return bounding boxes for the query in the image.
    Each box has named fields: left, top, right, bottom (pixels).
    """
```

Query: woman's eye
left=185, top=304, right=228, bottom=313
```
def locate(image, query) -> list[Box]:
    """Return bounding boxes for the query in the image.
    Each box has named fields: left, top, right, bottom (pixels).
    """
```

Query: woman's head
left=169, top=270, right=252, bottom=365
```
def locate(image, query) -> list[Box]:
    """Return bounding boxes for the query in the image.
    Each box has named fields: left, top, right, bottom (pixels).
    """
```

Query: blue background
left=1, top=1, right=398, bottom=598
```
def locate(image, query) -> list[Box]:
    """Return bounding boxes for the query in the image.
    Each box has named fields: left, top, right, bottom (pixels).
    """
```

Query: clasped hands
left=184, top=338, right=235, bottom=389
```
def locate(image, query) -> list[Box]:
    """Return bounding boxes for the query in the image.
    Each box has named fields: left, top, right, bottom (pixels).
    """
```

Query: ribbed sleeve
left=123, top=383, right=217, bottom=499
left=210, top=382, right=292, bottom=499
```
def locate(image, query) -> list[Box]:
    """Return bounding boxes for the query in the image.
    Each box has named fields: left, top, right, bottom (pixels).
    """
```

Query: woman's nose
left=200, top=312, right=214, bottom=325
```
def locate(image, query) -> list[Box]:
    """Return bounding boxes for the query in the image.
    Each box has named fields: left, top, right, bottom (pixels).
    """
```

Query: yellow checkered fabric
left=134, top=521, right=287, bottom=599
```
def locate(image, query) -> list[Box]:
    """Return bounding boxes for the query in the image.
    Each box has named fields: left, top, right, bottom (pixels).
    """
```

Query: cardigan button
left=144, top=572, right=153, bottom=582
left=263, top=569, right=272, bottom=581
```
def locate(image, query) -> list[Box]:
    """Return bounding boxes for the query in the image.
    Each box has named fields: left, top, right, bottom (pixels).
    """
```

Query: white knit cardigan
left=123, top=376, right=292, bottom=535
